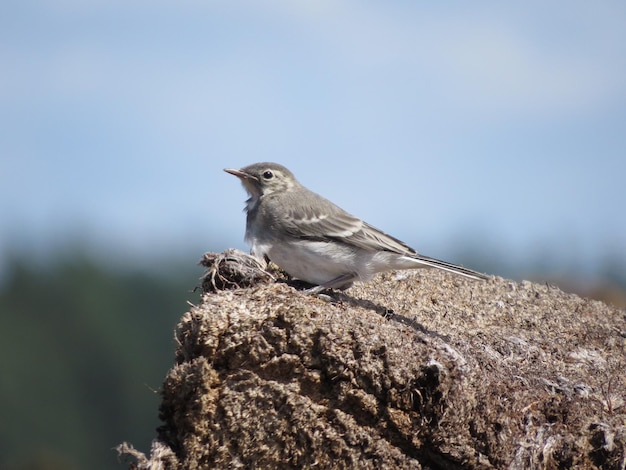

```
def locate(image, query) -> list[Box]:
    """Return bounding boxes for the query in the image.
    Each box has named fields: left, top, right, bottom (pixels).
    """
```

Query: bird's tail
left=409, top=254, right=489, bottom=281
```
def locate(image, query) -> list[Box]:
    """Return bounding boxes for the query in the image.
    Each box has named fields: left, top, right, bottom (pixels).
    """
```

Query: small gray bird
left=225, top=162, right=488, bottom=292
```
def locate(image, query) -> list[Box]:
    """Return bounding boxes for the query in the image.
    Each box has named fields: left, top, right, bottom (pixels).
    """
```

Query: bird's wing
left=349, top=221, right=417, bottom=255
left=277, top=189, right=415, bottom=255
left=273, top=188, right=489, bottom=281
left=278, top=190, right=363, bottom=238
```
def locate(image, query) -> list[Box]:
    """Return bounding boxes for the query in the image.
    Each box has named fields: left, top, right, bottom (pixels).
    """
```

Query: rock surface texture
left=119, top=250, right=626, bottom=469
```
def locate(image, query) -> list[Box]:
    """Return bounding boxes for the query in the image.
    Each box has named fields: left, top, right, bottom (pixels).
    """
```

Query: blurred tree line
left=0, top=252, right=201, bottom=470
left=0, top=246, right=624, bottom=469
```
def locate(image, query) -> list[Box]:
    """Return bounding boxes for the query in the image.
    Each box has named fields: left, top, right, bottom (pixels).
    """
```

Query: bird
left=224, top=162, right=488, bottom=292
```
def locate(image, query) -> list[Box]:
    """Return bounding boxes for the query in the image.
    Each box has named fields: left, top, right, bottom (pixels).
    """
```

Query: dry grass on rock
left=119, top=251, right=626, bottom=469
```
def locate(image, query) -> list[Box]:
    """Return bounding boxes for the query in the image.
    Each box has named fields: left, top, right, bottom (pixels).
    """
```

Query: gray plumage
left=225, top=162, right=488, bottom=291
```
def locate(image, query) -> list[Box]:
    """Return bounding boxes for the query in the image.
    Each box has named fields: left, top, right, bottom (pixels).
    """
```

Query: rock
left=119, top=252, right=626, bottom=469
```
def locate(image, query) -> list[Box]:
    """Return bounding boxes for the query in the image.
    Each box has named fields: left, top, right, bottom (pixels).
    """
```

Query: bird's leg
left=303, top=272, right=357, bottom=295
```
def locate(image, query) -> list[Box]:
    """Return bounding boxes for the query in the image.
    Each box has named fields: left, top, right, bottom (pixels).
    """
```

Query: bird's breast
left=263, top=239, right=365, bottom=286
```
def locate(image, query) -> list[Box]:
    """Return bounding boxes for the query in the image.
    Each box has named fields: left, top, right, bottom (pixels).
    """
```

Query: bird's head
left=224, top=162, right=299, bottom=198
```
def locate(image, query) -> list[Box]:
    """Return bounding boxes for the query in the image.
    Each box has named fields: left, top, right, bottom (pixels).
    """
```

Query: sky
left=1, top=1, right=625, bottom=281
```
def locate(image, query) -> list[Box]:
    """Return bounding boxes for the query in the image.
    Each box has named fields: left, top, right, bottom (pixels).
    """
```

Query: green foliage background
left=0, top=253, right=200, bottom=470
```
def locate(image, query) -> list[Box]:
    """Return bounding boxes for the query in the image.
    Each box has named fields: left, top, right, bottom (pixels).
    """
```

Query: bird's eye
left=262, top=170, right=274, bottom=180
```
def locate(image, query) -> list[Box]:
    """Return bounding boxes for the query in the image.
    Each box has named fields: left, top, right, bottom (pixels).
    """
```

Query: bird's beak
left=224, top=167, right=261, bottom=198
left=224, top=168, right=257, bottom=181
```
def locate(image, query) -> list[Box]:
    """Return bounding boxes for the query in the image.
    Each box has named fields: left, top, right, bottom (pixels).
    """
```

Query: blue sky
left=1, top=1, right=625, bottom=280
